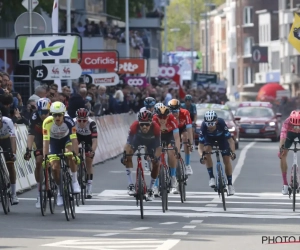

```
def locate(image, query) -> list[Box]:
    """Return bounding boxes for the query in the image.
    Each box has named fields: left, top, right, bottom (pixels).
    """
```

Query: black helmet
left=144, top=97, right=156, bottom=108
left=185, top=95, right=193, bottom=101
left=138, top=110, right=153, bottom=122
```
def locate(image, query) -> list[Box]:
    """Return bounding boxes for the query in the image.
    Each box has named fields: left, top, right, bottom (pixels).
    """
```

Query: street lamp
left=170, top=28, right=180, bottom=50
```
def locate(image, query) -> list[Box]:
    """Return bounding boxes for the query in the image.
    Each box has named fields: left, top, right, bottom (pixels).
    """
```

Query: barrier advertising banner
left=80, top=51, right=117, bottom=71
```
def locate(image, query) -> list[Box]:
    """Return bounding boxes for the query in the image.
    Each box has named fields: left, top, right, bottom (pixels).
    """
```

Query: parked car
left=195, top=103, right=240, bottom=149
left=225, top=101, right=241, bottom=116
left=236, top=101, right=282, bottom=142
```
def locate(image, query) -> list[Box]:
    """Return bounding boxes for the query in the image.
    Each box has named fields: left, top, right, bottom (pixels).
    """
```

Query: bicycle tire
left=293, top=165, right=297, bottom=212
left=61, top=169, right=70, bottom=221
left=177, top=159, right=186, bottom=203
left=218, top=164, right=226, bottom=211
left=0, top=166, right=9, bottom=214
left=49, top=167, right=57, bottom=214
left=137, top=168, right=144, bottom=219
left=81, top=162, right=87, bottom=204
left=40, top=168, right=47, bottom=216
left=159, top=165, right=167, bottom=213
left=67, top=172, right=76, bottom=219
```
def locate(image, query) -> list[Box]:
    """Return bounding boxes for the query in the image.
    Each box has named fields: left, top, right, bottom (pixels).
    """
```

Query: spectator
left=112, top=90, right=126, bottom=114
left=0, top=72, right=6, bottom=95
left=22, top=100, right=36, bottom=121
left=62, top=86, right=71, bottom=108
left=29, top=85, right=48, bottom=102
left=164, top=88, right=173, bottom=105
left=76, top=22, right=85, bottom=37
left=67, top=82, right=87, bottom=118
left=94, top=86, right=110, bottom=116
left=47, top=87, right=57, bottom=102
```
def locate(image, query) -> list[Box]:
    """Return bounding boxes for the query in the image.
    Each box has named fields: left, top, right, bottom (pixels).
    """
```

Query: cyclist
left=42, top=101, right=81, bottom=206
left=198, top=110, right=236, bottom=195
left=278, top=110, right=300, bottom=195
left=168, top=99, right=194, bottom=175
left=0, top=111, right=18, bottom=205
left=73, top=108, right=98, bottom=199
left=24, top=98, right=51, bottom=208
left=153, top=104, right=181, bottom=194
left=122, top=110, right=161, bottom=201
left=181, top=94, right=197, bottom=122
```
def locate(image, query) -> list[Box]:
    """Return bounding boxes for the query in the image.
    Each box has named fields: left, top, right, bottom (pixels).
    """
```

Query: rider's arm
left=192, top=104, right=197, bottom=122
left=42, top=116, right=52, bottom=157
left=170, top=114, right=180, bottom=151
left=90, top=121, right=98, bottom=152
left=6, top=118, right=16, bottom=154
left=184, top=110, right=193, bottom=145
left=198, top=123, right=206, bottom=156
left=223, top=121, right=235, bottom=153
left=27, top=117, right=35, bottom=150
left=279, top=118, right=289, bottom=148
left=154, top=122, right=162, bottom=158
left=125, top=121, right=138, bottom=147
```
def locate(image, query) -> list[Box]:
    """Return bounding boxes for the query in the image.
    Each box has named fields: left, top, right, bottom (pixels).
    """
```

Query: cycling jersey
left=199, top=118, right=231, bottom=156
left=280, top=118, right=300, bottom=149
left=181, top=103, right=197, bottom=121
left=73, top=117, right=98, bottom=151
left=127, top=120, right=161, bottom=151
left=177, top=108, right=192, bottom=129
left=0, top=116, right=15, bottom=139
left=28, top=112, right=44, bottom=151
left=153, top=114, right=179, bottom=134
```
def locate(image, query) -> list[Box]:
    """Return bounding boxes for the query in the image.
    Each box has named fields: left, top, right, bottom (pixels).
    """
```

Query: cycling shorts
left=161, top=131, right=174, bottom=147
left=77, top=134, right=93, bottom=152
left=34, top=149, right=43, bottom=158
left=0, top=138, right=13, bottom=162
left=284, top=131, right=300, bottom=149
left=49, top=136, right=72, bottom=155
left=129, top=136, right=158, bottom=156
left=179, top=126, right=187, bottom=137
left=203, top=137, right=231, bottom=156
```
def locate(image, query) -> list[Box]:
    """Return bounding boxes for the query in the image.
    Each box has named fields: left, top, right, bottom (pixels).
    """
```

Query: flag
left=288, top=13, right=300, bottom=54
left=51, top=0, right=61, bottom=91
left=173, top=73, right=186, bottom=100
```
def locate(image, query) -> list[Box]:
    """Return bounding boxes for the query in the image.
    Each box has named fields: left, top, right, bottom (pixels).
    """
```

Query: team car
left=235, top=102, right=282, bottom=142
left=195, top=103, right=240, bottom=149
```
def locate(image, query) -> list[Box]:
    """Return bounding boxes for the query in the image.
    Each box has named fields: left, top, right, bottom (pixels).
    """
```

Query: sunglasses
left=139, top=122, right=151, bottom=127
left=39, top=110, right=49, bottom=115
left=171, top=109, right=179, bottom=113
left=52, top=113, right=64, bottom=117
left=78, top=119, right=88, bottom=123
left=205, top=122, right=216, bottom=127
left=158, top=114, right=168, bottom=119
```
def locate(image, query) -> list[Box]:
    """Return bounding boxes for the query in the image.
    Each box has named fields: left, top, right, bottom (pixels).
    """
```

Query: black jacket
left=67, top=93, right=85, bottom=118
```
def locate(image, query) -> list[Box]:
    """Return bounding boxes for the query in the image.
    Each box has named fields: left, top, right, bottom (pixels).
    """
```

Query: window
left=244, top=67, right=253, bottom=84
left=244, top=37, right=254, bottom=55
left=231, top=68, right=235, bottom=86
left=271, top=51, right=280, bottom=70
left=286, top=0, right=291, bottom=9
left=243, top=6, right=253, bottom=25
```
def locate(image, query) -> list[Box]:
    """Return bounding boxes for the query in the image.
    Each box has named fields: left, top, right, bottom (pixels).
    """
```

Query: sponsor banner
left=123, top=77, right=147, bottom=87
left=18, top=36, right=78, bottom=61
left=116, top=58, right=146, bottom=74
left=193, top=73, right=217, bottom=84
left=158, top=65, right=179, bottom=79
left=84, top=73, right=120, bottom=86
left=252, top=46, right=268, bottom=63
left=79, top=51, right=117, bottom=71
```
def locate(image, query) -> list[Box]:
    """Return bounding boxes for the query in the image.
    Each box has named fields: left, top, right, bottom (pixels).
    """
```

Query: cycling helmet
left=50, top=101, right=66, bottom=114
left=185, top=95, right=193, bottom=101
left=289, top=110, right=300, bottom=126
left=144, top=97, right=156, bottom=108
left=168, top=99, right=180, bottom=110
left=76, top=108, right=90, bottom=119
left=204, top=110, right=217, bottom=122
left=154, top=102, right=164, bottom=114
left=36, top=98, right=51, bottom=111
left=138, top=110, right=153, bottom=122
left=156, top=105, right=170, bottom=117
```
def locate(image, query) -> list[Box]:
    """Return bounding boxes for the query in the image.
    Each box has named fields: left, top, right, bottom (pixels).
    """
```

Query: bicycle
left=282, top=138, right=300, bottom=212
left=201, top=145, right=228, bottom=211
left=76, top=142, right=88, bottom=206
left=159, top=141, right=178, bottom=213
left=123, top=146, right=153, bottom=219
left=45, top=151, right=77, bottom=221
left=0, top=148, right=12, bottom=214
left=177, top=140, right=190, bottom=203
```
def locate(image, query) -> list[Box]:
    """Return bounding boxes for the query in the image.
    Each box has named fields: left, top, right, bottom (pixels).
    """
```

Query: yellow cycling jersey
left=42, top=115, right=77, bottom=141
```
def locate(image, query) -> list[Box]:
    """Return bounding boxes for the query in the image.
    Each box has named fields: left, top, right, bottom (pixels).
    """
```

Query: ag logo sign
left=18, top=36, right=78, bottom=61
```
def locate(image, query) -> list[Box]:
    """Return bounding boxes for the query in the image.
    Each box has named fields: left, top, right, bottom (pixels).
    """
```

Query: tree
left=162, top=0, right=225, bottom=51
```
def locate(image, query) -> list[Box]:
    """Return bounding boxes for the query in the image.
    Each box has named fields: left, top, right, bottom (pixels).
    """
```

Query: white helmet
left=50, top=101, right=66, bottom=114
left=36, top=98, right=51, bottom=111
left=154, top=102, right=164, bottom=114
left=204, top=110, right=217, bottom=122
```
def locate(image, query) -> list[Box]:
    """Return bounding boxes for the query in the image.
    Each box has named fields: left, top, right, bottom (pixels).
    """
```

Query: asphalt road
left=1, top=139, right=300, bottom=250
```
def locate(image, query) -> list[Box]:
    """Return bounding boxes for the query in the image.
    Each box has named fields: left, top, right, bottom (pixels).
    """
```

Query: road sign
left=82, top=73, right=120, bottom=86
left=22, top=0, right=39, bottom=11
left=33, top=63, right=82, bottom=81
left=14, top=12, right=46, bottom=36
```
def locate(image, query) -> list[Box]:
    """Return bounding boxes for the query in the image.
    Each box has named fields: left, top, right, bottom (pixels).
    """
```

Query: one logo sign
left=158, top=66, right=179, bottom=78
left=79, top=51, right=117, bottom=71
left=116, top=58, right=146, bottom=74
left=33, top=63, right=82, bottom=81
left=85, top=73, right=120, bottom=86
left=18, top=36, right=78, bottom=61
left=123, top=77, right=147, bottom=87
left=251, top=46, right=268, bottom=63
left=193, top=73, right=217, bottom=84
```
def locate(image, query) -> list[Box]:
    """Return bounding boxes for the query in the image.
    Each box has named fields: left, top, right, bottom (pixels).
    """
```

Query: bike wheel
left=61, top=170, right=70, bottom=221
left=177, top=159, right=186, bottom=203
left=48, top=167, right=57, bottom=214
left=293, top=165, right=297, bottom=212
left=40, top=168, right=47, bottom=216
left=81, top=163, right=87, bottom=205
left=159, top=165, right=167, bottom=213
left=68, top=173, right=76, bottom=219
left=137, top=168, right=144, bottom=219
left=0, top=167, right=9, bottom=214
left=218, top=165, right=226, bottom=211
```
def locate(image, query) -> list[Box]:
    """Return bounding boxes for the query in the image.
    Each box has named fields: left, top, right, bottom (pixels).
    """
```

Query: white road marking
left=94, top=233, right=120, bottom=237
left=190, top=220, right=203, bottom=224
left=173, top=232, right=188, bottom=235
left=205, top=204, right=218, bottom=207
left=131, top=227, right=152, bottom=231
left=160, top=222, right=178, bottom=225
left=183, top=225, right=196, bottom=229
left=232, top=141, right=256, bottom=185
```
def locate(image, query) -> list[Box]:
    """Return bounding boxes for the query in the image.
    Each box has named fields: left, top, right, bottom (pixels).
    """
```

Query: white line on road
left=205, top=204, right=218, bottom=207
left=94, top=233, right=120, bottom=237
left=131, top=227, right=152, bottom=231
left=190, top=220, right=203, bottom=224
left=183, top=225, right=196, bottom=229
left=173, top=232, right=188, bottom=235
left=160, top=222, right=178, bottom=225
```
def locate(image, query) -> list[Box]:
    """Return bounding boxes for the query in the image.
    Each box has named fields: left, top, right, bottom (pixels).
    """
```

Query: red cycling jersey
left=177, top=108, right=192, bottom=128
left=128, top=120, right=160, bottom=138
left=153, top=114, right=179, bottom=134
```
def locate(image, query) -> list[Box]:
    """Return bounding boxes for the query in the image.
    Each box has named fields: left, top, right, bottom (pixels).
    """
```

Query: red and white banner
left=80, top=52, right=117, bottom=71
left=92, top=73, right=119, bottom=86
left=116, top=58, right=146, bottom=74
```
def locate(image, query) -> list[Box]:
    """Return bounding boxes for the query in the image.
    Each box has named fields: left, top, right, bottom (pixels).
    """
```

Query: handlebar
left=123, top=146, right=154, bottom=158
left=45, top=151, right=75, bottom=159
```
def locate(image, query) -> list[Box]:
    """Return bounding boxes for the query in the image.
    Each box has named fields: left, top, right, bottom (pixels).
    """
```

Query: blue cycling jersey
left=181, top=103, right=197, bottom=114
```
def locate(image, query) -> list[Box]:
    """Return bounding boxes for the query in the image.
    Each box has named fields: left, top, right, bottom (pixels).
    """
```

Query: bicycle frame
left=136, top=153, right=147, bottom=196
left=214, top=151, right=226, bottom=191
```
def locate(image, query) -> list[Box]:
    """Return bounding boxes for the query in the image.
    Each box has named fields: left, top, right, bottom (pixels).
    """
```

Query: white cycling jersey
left=73, top=117, right=97, bottom=136
left=0, top=116, right=15, bottom=139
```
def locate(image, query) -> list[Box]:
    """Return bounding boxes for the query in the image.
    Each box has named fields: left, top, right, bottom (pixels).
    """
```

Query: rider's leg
left=123, top=143, right=135, bottom=194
